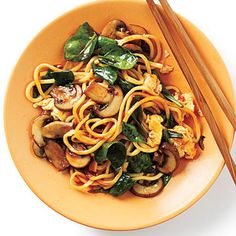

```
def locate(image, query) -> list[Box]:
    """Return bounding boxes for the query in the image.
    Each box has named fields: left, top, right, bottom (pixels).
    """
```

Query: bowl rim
left=4, top=0, right=234, bottom=231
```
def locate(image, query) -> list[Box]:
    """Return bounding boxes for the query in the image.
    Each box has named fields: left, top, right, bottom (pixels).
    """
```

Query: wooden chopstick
left=146, top=0, right=236, bottom=184
left=159, top=0, right=236, bottom=131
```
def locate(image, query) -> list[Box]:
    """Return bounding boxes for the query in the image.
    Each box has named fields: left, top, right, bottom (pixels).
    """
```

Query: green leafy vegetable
left=161, top=89, right=183, bottom=108
left=42, top=69, right=54, bottom=79
left=117, top=78, right=135, bottom=94
left=95, top=141, right=126, bottom=169
left=32, top=69, right=53, bottom=98
left=131, top=97, right=143, bottom=123
left=161, top=112, right=177, bottom=129
left=109, top=173, right=135, bottom=196
left=99, top=44, right=138, bottom=69
left=92, top=64, right=118, bottom=85
left=151, top=70, right=183, bottom=108
left=122, top=122, right=145, bottom=143
left=64, top=22, right=98, bottom=62
left=97, top=35, right=117, bottom=48
left=163, top=129, right=183, bottom=143
left=130, top=97, right=148, bottom=139
left=128, top=152, right=152, bottom=173
left=34, top=69, right=54, bottom=97
left=50, top=70, right=75, bottom=86
left=162, top=174, right=172, bottom=186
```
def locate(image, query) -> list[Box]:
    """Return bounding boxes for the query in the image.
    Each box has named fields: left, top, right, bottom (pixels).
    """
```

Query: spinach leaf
left=99, top=44, right=138, bottom=70
left=131, top=97, right=143, bottom=123
left=109, top=173, right=135, bottom=196
left=42, top=69, right=54, bottom=79
left=117, top=78, right=135, bottom=94
left=95, top=141, right=126, bottom=169
left=152, top=70, right=183, bottom=108
left=161, top=112, right=177, bottom=129
left=162, top=174, right=172, bottom=186
left=64, top=22, right=98, bottom=62
left=92, top=63, right=118, bottom=85
left=161, top=89, right=183, bottom=108
left=99, top=43, right=118, bottom=55
left=32, top=69, right=53, bottom=98
left=50, top=70, right=74, bottom=86
left=163, top=129, right=183, bottom=143
left=33, top=85, right=50, bottom=98
left=122, top=122, right=145, bottom=143
left=33, top=69, right=75, bottom=98
left=130, top=97, right=148, bottom=139
left=128, top=152, right=152, bottom=173
left=97, top=35, right=117, bottom=48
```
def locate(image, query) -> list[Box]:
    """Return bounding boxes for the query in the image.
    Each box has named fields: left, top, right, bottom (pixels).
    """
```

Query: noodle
left=26, top=20, right=203, bottom=198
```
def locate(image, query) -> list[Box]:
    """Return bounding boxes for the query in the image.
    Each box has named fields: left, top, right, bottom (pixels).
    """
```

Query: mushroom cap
left=44, top=140, right=70, bottom=171
left=127, top=24, right=147, bottom=35
left=157, top=142, right=180, bottom=174
left=131, top=178, right=164, bottom=198
left=41, top=121, right=73, bottom=139
left=101, top=20, right=127, bottom=39
left=95, top=85, right=123, bottom=118
left=32, top=141, right=46, bottom=158
left=65, top=149, right=91, bottom=168
left=50, top=84, right=82, bottom=110
left=32, top=115, right=51, bottom=147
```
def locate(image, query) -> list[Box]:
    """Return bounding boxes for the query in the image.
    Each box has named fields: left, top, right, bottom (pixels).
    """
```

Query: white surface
left=0, top=0, right=235, bottom=235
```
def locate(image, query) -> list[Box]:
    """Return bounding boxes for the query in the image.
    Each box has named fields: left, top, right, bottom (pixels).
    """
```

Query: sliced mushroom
left=84, top=82, right=113, bottom=104
left=127, top=24, right=148, bottom=35
left=95, top=85, right=123, bottom=117
left=157, top=142, right=179, bottom=174
left=131, top=178, right=164, bottom=198
left=198, top=135, right=205, bottom=150
left=157, top=150, right=177, bottom=174
left=127, top=24, right=150, bottom=53
left=32, top=115, right=51, bottom=147
left=115, top=31, right=130, bottom=39
left=101, top=20, right=127, bottom=39
left=41, top=121, right=73, bottom=139
left=44, top=140, right=69, bottom=171
left=32, top=141, right=46, bottom=158
left=50, top=84, right=82, bottom=110
left=123, top=44, right=143, bottom=53
left=160, top=142, right=180, bottom=159
left=153, top=152, right=165, bottom=166
left=66, top=149, right=90, bottom=168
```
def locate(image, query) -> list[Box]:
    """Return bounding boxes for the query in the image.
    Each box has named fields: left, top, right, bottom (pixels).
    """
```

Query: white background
left=0, top=0, right=235, bottom=235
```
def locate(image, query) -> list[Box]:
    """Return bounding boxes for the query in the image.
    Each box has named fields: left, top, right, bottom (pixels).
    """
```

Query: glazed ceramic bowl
left=4, top=0, right=235, bottom=230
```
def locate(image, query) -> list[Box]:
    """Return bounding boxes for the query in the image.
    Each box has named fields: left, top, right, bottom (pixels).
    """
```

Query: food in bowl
left=25, top=20, right=204, bottom=198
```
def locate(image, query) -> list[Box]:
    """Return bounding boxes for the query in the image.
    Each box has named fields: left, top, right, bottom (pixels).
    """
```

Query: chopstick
left=146, top=0, right=236, bottom=184
left=159, top=0, right=236, bottom=131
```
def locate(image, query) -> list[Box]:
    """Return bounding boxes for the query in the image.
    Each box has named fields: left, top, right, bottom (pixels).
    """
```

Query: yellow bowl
left=4, top=0, right=235, bottom=230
